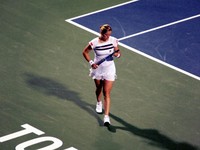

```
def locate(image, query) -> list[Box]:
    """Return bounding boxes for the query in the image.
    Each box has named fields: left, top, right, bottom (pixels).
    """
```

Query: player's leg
left=94, top=79, right=103, bottom=102
left=94, top=79, right=103, bottom=113
left=103, top=80, right=114, bottom=125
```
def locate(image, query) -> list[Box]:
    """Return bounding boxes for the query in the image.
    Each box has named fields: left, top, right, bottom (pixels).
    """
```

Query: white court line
left=119, top=42, right=200, bottom=81
left=119, top=14, right=200, bottom=40
left=65, top=0, right=139, bottom=21
left=65, top=0, right=139, bottom=37
left=65, top=2, right=200, bottom=81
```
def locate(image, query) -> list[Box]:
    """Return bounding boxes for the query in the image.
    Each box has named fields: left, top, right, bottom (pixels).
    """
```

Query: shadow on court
left=24, top=73, right=102, bottom=126
left=109, top=114, right=199, bottom=150
left=24, top=73, right=199, bottom=150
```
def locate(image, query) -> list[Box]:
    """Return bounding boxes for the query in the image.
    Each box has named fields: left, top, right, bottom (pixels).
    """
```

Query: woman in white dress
left=82, top=24, right=121, bottom=126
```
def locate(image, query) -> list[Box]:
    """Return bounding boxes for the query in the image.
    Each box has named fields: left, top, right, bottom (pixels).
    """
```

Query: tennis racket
left=96, top=50, right=119, bottom=65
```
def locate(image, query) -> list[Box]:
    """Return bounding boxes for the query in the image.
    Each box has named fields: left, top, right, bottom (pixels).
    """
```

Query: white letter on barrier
left=15, top=136, right=63, bottom=150
left=0, top=124, right=44, bottom=143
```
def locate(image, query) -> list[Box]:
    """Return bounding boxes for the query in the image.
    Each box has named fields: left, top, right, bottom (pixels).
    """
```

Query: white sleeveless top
left=88, top=36, right=118, bottom=80
left=89, top=36, right=118, bottom=67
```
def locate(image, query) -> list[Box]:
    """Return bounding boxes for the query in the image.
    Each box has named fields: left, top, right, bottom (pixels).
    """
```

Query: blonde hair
left=100, top=24, right=112, bottom=34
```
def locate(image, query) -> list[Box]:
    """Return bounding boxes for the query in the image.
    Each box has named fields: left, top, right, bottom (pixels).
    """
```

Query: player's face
left=102, top=30, right=112, bottom=40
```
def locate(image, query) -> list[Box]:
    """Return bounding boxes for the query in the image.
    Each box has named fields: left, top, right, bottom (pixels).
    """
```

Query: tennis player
left=82, top=24, right=121, bottom=126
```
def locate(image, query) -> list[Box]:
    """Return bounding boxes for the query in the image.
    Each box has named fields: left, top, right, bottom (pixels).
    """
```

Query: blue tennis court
left=66, top=0, right=200, bottom=80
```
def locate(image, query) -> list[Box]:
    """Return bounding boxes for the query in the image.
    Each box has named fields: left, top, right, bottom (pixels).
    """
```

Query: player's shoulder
left=109, top=36, right=118, bottom=41
left=89, top=37, right=99, bottom=48
left=89, top=37, right=98, bottom=44
left=91, top=37, right=99, bottom=42
left=109, top=36, right=118, bottom=44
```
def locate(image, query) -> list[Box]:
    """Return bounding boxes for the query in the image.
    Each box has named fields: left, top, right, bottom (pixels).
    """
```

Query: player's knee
left=103, top=91, right=111, bottom=98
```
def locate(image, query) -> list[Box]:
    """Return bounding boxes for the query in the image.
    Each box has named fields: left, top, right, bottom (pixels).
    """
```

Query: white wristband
left=89, top=60, right=94, bottom=66
left=116, top=53, right=121, bottom=58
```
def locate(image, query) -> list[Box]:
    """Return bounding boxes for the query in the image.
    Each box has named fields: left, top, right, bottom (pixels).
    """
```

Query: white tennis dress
left=89, top=36, right=118, bottom=81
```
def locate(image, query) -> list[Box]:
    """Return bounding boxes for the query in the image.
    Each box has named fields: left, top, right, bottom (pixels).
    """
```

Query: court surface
left=0, top=0, right=200, bottom=150
left=66, top=0, right=200, bottom=80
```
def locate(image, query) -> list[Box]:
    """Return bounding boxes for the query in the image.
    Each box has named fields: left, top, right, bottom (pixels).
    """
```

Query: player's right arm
left=82, top=44, right=98, bottom=69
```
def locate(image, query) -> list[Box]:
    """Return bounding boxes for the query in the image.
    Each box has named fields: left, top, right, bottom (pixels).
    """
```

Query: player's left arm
left=113, top=40, right=121, bottom=58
